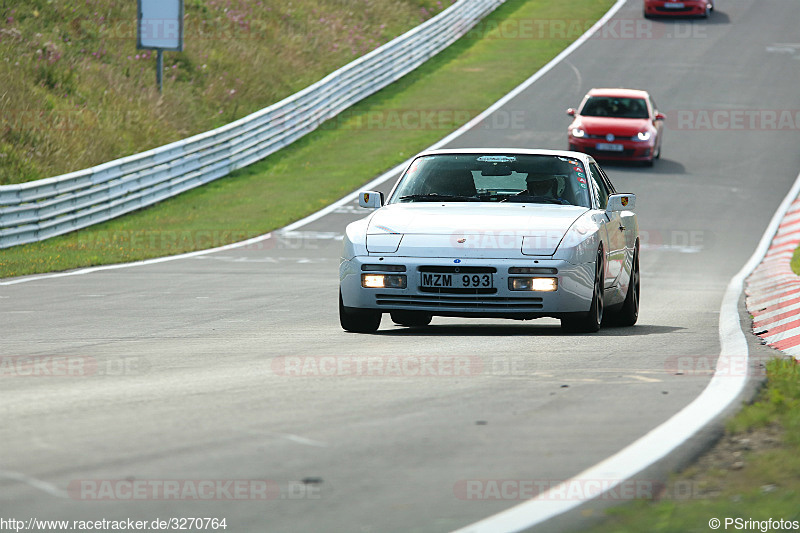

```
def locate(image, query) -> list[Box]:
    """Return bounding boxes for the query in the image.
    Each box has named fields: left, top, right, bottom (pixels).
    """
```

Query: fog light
left=509, top=277, right=558, bottom=292
left=362, top=274, right=406, bottom=289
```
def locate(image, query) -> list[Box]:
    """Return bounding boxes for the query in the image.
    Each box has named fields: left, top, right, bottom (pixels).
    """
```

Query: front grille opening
left=375, top=293, right=543, bottom=309
left=419, top=287, right=497, bottom=295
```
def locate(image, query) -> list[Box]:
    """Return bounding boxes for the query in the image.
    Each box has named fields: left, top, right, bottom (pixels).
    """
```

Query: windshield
left=388, top=154, right=592, bottom=208
left=580, top=96, right=649, bottom=119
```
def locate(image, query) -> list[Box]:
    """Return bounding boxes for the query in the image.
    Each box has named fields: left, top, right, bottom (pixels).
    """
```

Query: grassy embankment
left=0, top=0, right=616, bottom=278
left=0, top=0, right=447, bottom=184
left=588, top=220, right=800, bottom=528
left=587, top=358, right=800, bottom=532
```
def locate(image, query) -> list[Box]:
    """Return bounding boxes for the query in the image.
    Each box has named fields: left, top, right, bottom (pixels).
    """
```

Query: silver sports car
left=339, top=149, right=639, bottom=333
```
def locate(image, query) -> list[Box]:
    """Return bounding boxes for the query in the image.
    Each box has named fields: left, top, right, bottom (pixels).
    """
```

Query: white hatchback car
left=339, top=149, right=639, bottom=333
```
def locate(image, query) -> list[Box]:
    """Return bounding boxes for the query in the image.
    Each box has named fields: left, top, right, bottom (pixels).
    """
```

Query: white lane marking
left=278, top=433, right=329, bottom=448
left=0, top=233, right=273, bottom=286
left=564, top=59, right=584, bottom=99
left=766, top=43, right=800, bottom=54
left=196, top=256, right=330, bottom=264
left=251, top=430, right=328, bottom=448
left=333, top=205, right=363, bottom=214
left=277, top=231, right=344, bottom=240
left=455, top=168, right=800, bottom=531
left=640, top=243, right=703, bottom=253
left=0, top=470, right=69, bottom=499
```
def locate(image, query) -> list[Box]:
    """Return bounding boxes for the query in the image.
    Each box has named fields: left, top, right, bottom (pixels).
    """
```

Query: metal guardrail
left=0, top=0, right=504, bottom=248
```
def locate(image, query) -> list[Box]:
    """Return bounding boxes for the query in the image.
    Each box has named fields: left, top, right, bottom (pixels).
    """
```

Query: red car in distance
left=567, top=88, right=665, bottom=166
left=644, top=0, right=714, bottom=18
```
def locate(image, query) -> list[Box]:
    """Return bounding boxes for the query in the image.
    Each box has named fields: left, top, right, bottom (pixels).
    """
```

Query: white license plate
left=420, top=272, right=493, bottom=289
left=664, top=2, right=685, bottom=8
left=596, top=143, right=624, bottom=152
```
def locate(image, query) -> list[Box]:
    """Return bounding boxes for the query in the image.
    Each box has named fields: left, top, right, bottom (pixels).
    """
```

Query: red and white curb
left=746, top=197, right=800, bottom=358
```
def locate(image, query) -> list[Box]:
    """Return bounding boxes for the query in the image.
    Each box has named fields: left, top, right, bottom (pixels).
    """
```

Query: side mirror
left=359, top=190, right=384, bottom=209
left=566, top=108, right=576, bottom=117
left=654, top=112, right=665, bottom=121
left=607, top=193, right=635, bottom=213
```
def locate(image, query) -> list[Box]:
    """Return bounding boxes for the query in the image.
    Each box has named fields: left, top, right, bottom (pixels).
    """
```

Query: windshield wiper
left=502, top=195, right=566, bottom=204
left=399, top=194, right=479, bottom=202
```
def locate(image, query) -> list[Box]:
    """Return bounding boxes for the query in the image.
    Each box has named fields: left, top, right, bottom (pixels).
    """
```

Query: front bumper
left=340, top=256, right=594, bottom=319
left=568, top=138, right=655, bottom=162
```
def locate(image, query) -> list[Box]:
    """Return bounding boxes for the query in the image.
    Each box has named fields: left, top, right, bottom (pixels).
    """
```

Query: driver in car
left=520, top=174, right=571, bottom=204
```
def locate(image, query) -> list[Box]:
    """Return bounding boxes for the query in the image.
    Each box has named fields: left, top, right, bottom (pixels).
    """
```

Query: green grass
left=791, top=245, right=800, bottom=276
left=0, top=0, right=616, bottom=278
left=586, top=358, right=800, bottom=533
left=0, top=0, right=449, bottom=185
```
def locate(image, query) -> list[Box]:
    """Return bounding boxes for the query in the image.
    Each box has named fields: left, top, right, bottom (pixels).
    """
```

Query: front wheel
left=605, top=244, right=640, bottom=327
left=562, top=249, right=604, bottom=333
left=339, top=291, right=381, bottom=333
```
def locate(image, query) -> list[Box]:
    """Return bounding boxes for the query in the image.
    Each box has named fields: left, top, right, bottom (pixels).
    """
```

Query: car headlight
left=635, top=131, right=652, bottom=142
left=361, top=273, right=406, bottom=289
left=509, top=277, right=558, bottom=292
left=571, top=128, right=586, bottom=138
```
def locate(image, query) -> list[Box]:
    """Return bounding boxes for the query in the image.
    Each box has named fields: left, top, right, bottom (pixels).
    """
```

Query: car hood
left=366, top=203, right=588, bottom=257
left=576, top=116, right=652, bottom=137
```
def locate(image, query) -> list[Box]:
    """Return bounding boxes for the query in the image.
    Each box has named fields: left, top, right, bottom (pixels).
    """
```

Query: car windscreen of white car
left=388, top=154, right=591, bottom=208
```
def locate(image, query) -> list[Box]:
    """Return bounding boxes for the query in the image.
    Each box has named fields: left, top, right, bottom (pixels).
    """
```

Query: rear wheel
left=605, top=243, right=640, bottom=327
left=339, top=291, right=381, bottom=333
left=390, top=311, right=432, bottom=328
left=562, top=249, right=604, bottom=333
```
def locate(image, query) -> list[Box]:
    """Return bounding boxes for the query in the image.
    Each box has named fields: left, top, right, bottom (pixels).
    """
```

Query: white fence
left=0, top=0, right=504, bottom=248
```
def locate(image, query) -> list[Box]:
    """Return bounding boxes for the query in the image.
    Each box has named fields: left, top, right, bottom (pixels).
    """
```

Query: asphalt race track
left=2, top=0, right=800, bottom=531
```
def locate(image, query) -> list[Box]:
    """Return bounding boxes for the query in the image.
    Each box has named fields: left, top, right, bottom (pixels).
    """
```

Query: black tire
left=339, top=291, right=381, bottom=333
left=605, top=243, right=640, bottom=327
left=562, top=249, right=604, bottom=333
left=390, top=311, right=432, bottom=328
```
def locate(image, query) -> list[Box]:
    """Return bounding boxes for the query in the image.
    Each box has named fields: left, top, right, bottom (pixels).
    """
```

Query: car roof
left=413, top=148, right=596, bottom=166
left=586, top=88, right=650, bottom=99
